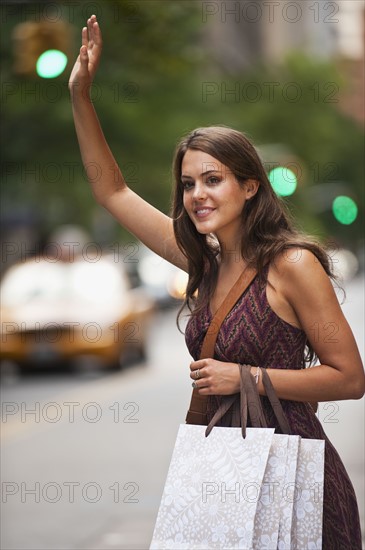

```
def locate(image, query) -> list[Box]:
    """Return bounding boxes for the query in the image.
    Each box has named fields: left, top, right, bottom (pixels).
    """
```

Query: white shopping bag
left=150, top=424, right=275, bottom=550
left=291, top=438, right=325, bottom=550
left=253, top=434, right=324, bottom=550
left=150, top=425, right=325, bottom=550
left=277, top=435, right=301, bottom=549
left=253, top=434, right=295, bottom=549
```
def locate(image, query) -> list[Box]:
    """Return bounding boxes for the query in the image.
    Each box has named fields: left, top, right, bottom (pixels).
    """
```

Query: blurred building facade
left=202, top=0, right=364, bottom=125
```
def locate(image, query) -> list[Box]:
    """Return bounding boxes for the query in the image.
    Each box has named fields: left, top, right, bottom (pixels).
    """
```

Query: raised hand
left=69, top=15, right=102, bottom=97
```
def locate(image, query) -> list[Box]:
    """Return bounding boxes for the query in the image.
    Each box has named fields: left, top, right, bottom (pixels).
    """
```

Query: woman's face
left=181, top=149, right=256, bottom=245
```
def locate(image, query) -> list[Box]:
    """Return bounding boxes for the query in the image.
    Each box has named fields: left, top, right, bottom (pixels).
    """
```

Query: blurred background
left=1, top=1, right=364, bottom=548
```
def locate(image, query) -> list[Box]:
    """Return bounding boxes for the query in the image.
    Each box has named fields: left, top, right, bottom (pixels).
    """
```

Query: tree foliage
left=1, top=1, right=363, bottom=251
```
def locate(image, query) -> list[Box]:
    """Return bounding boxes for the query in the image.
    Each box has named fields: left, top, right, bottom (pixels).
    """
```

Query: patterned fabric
left=185, top=263, right=362, bottom=549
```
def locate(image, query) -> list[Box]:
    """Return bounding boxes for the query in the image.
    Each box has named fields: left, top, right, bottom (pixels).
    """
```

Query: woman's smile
left=193, top=206, right=216, bottom=219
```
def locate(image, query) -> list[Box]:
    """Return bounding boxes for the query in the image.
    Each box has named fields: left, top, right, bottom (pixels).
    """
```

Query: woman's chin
left=194, top=226, right=212, bottom=235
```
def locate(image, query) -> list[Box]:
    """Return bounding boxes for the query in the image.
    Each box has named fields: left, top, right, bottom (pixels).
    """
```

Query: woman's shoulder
left=272, top=247, right=320, bottom=272
left=270, top=246, right=333, bottom=300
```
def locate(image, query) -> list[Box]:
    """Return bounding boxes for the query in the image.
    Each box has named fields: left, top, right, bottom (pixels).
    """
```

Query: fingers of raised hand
left=82, top=26, right=88, bottom=48
left=86, top=15, right=102, bottom=47
left=78, top=45, right=87, bottom=65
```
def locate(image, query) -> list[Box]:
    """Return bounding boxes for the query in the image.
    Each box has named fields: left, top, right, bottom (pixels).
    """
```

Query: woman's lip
left=194, top=207, right=215, bottom=218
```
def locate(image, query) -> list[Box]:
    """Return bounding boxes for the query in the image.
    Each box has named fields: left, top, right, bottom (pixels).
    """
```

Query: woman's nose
left=192, top=182, right=206, bottom=200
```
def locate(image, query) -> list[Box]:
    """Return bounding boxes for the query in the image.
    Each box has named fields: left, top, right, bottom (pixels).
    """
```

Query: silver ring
left=192, top=381, right=198, bottom=389
left=195, top=369, right=201, bottom=379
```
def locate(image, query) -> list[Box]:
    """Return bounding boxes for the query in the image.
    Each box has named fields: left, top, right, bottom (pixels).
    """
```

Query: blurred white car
left=135, top=244, right=188, bottom=307
left=0, top=254, right=154, bottom=370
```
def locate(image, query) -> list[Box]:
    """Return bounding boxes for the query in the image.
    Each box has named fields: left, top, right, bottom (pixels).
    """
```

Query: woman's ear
left=245, top=179, right=260, bottom=199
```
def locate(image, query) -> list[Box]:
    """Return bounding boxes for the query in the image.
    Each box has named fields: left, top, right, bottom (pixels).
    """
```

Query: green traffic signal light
left=332, top=195, right=358, bottom=225
left=36, top=50, right=68, bottom=78
left=268, top=167, right=297, bottom=197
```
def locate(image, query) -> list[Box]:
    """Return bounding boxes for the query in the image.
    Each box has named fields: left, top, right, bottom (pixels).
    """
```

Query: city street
left=1, top=276, right=364, bottom=550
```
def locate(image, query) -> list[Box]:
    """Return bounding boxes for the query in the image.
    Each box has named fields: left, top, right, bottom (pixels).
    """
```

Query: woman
left=70, top=16, right=364, bottom=548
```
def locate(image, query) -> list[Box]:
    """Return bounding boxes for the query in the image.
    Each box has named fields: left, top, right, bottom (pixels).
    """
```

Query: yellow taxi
left=0, top=253, right=155, bottom=370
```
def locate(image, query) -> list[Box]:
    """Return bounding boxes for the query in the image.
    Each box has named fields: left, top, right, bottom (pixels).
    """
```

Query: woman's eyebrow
left=181, top=170, right=220, bottom=179
left=201, top=169, right=220, bottom=177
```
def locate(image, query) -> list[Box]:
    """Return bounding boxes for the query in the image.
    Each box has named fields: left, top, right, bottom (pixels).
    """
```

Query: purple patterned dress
left=185, top=263, right=362, bottom=549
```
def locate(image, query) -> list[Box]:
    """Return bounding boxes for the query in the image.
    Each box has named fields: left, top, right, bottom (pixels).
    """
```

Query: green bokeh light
left=332, top=195, right=358, bottom=225
left=36, top=50, right=68, bottom=78
left=268, top=167, right=297, bottom=196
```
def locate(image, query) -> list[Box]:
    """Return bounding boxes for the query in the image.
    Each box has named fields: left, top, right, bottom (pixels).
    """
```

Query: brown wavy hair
left=171, top=126, right=340, bottom=366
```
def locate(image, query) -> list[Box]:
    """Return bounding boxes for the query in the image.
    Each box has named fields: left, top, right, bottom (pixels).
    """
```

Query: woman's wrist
left=250, top=365, right=265, bottom=395
left=237, top=364, right=264, bottom=395
left=70, top=82, right=92, bottom=104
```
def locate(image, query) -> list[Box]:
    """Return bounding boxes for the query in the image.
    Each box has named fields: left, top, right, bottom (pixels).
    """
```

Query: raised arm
left=69, top=15, right=187, bottom=271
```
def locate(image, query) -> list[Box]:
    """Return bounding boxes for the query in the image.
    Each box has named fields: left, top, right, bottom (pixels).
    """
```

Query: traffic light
left=12, top=20, right=73, bottom=78
left=332, top=195, right=358, bottom=225
left=268, top=167, right=297, bottom=197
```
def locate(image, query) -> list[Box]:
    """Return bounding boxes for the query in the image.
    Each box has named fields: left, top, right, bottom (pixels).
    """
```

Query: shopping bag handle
left=205, top=394, right=237, bottom=437
left=205, top=365, right=267, bottom=438
left=260, top=368, right=291, bottom=435
left=205, top=365, right=291, bottom=438
left=240, top=364, right=267, bottom=436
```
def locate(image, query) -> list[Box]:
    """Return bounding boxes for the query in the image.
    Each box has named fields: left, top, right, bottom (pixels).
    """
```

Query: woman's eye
left=182, top=181, right=193, bottom=190
left=207, top=177, right=220, bottom=185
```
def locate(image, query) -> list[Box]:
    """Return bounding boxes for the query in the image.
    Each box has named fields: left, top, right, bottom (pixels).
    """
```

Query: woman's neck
left=217, top=241, right=248, bottom=269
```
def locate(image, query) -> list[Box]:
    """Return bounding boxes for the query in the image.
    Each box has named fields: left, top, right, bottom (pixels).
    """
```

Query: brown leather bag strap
left=200, top=267, right=258, bottom=359
left=185, top=267, right=258, bottom=425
